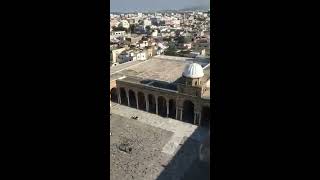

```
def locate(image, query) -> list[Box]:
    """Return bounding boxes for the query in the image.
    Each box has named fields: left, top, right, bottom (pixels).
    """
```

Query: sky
left=110, top=0, right=210, bottom=12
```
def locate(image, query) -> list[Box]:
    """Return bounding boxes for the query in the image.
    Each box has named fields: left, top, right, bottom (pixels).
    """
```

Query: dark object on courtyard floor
left=131, top=116, right=138, bottom=120
left=118, top=143, right=133, bottom=153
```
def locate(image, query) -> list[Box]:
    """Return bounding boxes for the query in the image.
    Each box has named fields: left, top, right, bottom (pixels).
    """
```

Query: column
left=117, top=88, right=121, bottom=104
left=194, top=112, right=200, bottom=125
left=135, top=92, right=139, bottom=109
left=146, top=95, right=149, bottom=112
left=166, top=100, right=169, bottom=117
left=155, top=96, right=158, bottom=115
left=179, top=108, right=183, bottom=121
left=126, top=90, right=130, bottom=106
left=199, top=112, right=202, bottom=126
left=175, top=108, right=178, bottom=120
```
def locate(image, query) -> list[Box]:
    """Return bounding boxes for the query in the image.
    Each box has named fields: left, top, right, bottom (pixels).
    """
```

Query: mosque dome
left=182, top=63, right=204, bottom=78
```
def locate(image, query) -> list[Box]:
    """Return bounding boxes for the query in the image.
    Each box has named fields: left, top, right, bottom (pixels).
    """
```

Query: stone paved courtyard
left=110, top=114, right=173, bottom=180
left=110, top=104, right=210, bottom=180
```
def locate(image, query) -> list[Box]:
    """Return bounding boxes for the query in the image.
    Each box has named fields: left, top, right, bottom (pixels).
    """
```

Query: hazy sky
left=110, top=0, right=210, bottom=12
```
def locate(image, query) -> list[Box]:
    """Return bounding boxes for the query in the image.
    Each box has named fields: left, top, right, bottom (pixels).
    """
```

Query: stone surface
left=110, top=104, right=210, bottom=180
left=111, top=56, right=210, bottom=83
left=111, top=104, right=208, bottom=143
left=110, top=113, right=173, bottom=180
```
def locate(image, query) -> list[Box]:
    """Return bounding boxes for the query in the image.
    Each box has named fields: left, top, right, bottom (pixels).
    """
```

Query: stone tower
left=178, top=63, right=204, bottom=97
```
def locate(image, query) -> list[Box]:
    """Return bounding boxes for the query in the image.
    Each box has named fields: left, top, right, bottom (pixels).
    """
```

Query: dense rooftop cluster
left=110, top=11, right=210, bottom=66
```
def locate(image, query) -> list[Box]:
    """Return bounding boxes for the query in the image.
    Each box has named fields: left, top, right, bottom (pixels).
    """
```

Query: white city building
left=119, top=20, right=130, bottom=29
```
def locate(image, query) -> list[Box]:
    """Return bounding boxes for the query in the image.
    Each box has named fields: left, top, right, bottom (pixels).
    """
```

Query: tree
left=176, top=36, right=185, bottom=44
left=177, top=36, right=192, bottom=44
left=164, top=42, right=178, bottom=56
left=129, top=24, right=136, bottom=34
left=112, top=26, right=127, bottom=32
left=163, top=37, right=172, bottom=42
left=145, top=25, right=151, bottom=33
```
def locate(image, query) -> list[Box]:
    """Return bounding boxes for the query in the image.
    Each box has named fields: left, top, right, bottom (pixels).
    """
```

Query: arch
left=168, top=99, right=176, bottom=119
left=128, top=90, right=137, bottom=108
left=157, top=96, right=167, bottom=117
left=182, top=100, right=194, bottom=124
left=137, top=92, right=146, bottom=111
left=148, top=94, right=156, bottom=114
left=120, top=88, right=128, bottom=106
left=110, top=88, right=118, bottom=103
left=201, top=106, right=210, bottom=128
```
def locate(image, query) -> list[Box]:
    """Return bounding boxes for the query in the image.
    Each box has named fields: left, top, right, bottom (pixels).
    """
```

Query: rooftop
left=111, top=55, right=209, bottom=83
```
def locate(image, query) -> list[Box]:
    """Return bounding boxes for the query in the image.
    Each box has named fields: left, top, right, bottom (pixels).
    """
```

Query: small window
left=195, top=81, right=198, bottom=86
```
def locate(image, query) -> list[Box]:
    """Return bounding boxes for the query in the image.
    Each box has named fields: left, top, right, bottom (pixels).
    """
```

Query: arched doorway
left=158, top=96, right=167, bottom=117
left=148, top=94, right=156, bottom=114
left=138, top=92, right=146, bottom=111
left=168, top=99, right=176, bottom=119
left=183, top=100, right=194, bottom=124
left=128, top=90, right=137, bottom=108
left=120, top=88, right=128, bottom=106
left=110, top=88, right=118, bottom=103
left=201, top=106, right=210, bottom=128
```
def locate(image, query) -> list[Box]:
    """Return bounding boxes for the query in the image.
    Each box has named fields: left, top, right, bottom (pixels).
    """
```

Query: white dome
left=182, top=63, right=204, bottom=78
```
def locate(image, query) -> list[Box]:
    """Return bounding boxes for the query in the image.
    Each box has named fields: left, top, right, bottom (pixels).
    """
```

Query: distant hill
left=110, top=5, right=210, bottom=14
left=179, top=5, right=210, bottom=12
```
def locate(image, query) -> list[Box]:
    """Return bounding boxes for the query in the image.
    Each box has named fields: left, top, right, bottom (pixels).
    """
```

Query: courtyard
left=110, top=104, right=210, bottom=180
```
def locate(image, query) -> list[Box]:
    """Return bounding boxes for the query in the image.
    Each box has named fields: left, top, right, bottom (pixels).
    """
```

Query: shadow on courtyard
left=156, top=126, right=210, bottom=180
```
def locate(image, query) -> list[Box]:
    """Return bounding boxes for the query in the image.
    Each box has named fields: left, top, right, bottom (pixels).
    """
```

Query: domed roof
left=182, top=63, right=204, bottom=78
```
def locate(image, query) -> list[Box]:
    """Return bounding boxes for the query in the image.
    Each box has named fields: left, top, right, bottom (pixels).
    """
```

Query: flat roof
left=110, top=74, right=126, bottom=81
left=110, top=60, right=146, bottom=75
left=111, top=55, right=210, bottom=83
